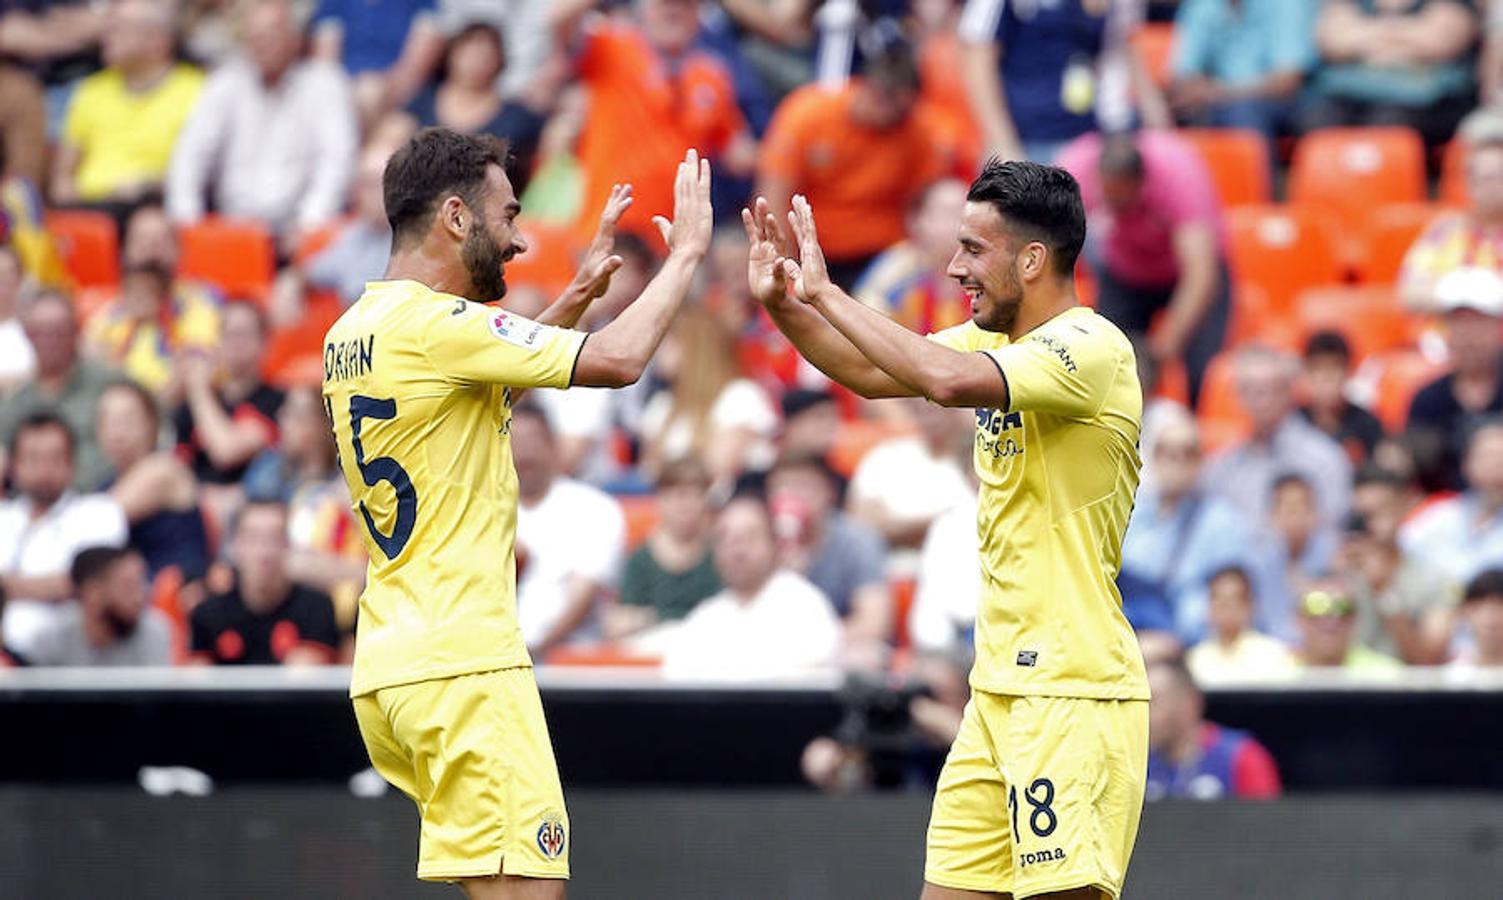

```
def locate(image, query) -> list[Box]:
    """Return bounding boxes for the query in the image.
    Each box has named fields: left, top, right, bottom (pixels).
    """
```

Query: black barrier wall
left=1, top=790, right=1498, bottom=899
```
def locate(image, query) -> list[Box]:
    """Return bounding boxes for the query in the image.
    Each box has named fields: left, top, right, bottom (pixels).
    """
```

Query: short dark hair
left=780, top=387, right=835, bottom=420
left=656, top=455, right=711, bottom=491
left=1271, top=471, right=1313, bottom=498
left=967, top=158, right=1086, bottom=276
left=70, top=546, right=132, bottom=590
left=859, top=33, right=920, bottom=93
left=769, top=450, right=838, bottom=491
left=1148, top=655, right=1199, bottom=695
left=233, top=497, right=289, bottom=538
left=612, top=232, right=660, bottom=276
left=1464, top=568, right=1503, bottom=603
left=510, top=400, right=553, bottom=437
left=12, top=411, right=75, bottom=459
left=222, top=298, right=268, bottom=336
left=1207, top=565, right=1252, bottom=597
left=1098, top=133, right=1145, bottom=180
left=105, top=379, right=161, bottom=433
left=1303, top=329, right=1352, bottom=365
left=1354, top=465, right=1407, bottom=492
left=384, top=128, right=511, bottom=246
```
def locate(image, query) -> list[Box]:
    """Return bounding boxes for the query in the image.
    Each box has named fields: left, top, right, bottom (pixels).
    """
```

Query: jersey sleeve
left=983, top=316, right=1125, bottom=419
left=422, top=301, right=587, bottom=389
left=926, top=321, right=981, bottom=352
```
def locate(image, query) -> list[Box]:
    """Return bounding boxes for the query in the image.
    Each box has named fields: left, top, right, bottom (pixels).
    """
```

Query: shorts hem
left=1016, top=878, right=1119, bottom=899
left=503, top=867, right=571, bottom=881
left=417, top=860, right=503, bottom=882
left=923, top=869, right=1008, bottom=894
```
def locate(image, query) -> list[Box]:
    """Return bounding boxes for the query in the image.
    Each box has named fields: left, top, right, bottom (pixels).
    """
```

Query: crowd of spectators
left=1, top=0, right=1502, bottom=801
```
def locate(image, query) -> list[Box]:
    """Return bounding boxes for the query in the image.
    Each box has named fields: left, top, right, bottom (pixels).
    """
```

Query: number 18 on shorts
left=924, top=692, right=1148, bottom=899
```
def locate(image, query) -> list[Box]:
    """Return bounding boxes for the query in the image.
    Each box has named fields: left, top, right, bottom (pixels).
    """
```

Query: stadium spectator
left=511, top=403, right=625, bottom=655
left=0, top=0, right=105, bottom=89
left=604, top=457, right=721, bottom=644
left=1058, top=130, right=1229, bottom=404
left=172, top=301, right=283, bottom=526
left=1451, top=567, right=1503, bottom=670
left=638, top=306, right=779, bottom=487
left=27, top=546, right=171, bottom=666
left=0, top=244, right=37, bottom=391
left=0, top=290, right=124, bottom=490
left=96, top=381, right=210, bottom=592
left=767, top=452, right=891, bottom=666
left=51, top=0, right=203, bottom=209
left=757, top=38, right=957, bottom=289
left=180, top=0, right=240, bottom=67
left=1121, top=412, right=1260, bottom=641
left=1263, top=472, right=1339, bottom=635
left=1186, top=566, right=1296, bottom=685
left=1399, top=114, right=1503, bottom=313
left=662, top=492, right=841, bottom=680
left=0, top=413, right=128, bottom=656
left=1299, top=330, right=1386, bottom=468
left=167, top=0, right=358, bottom=243
left=1406, top=268, right=1503, bottom=483
left=84, top=203, right=221, bottom=396
left=1341, top=502, right=1457, bottom=666
left=854, top=178, right=972, bottom=336
left=189, top=500, right=337, bottom=665
left=777, top=387, right=841, bottom=467
left=1299, top=0, right=1479, bottom=146
left=1204, top=344, right=1352, bottom=535
left=1168, top=0, right=1317, bottom=146
left=400, top=0, right=555, bottom=102
left=401, top=21, right=558, bottom=188
left=908, top=481, right=981, bottom=658
left=847, top=397, right=973, bottom=554
left=1145, top=657, right=1283, bottom=800
left=1400, top=419, right=1503, bottom=584
left=311, top=0, right=438, bottom=128
left=554, top=0, right=756, bottom=243
left=0, top=60, right=45, bottom=187
left=1292, top=583, right=1404, bottom=671
left=959, top=0, right=1163, bottom=163
left=243, top=385, right=365, bottom=642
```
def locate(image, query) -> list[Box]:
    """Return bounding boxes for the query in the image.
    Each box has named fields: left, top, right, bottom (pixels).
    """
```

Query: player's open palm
left=653, top=148, right=713, bottom=259
left=781, top=194, right=833, bottom=305
left=569, top=182, right=634, bottom=301
left=742, top=195, right=792, bottom=307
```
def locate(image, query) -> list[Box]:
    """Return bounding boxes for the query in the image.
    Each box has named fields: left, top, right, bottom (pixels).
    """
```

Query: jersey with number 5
left=322, top=280, right=587, bottom=697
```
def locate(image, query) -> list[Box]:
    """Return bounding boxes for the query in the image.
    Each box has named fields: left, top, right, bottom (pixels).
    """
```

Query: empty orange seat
left=1355, top=203, right=1450, bottom=285
left=1226, top=205, right=1344, bottom=314
left=1225, top=281, right=1298, bottom=350
left=1195, top=350, right=1251, bottom=446
left=1295, top=284, right=1419, bottom=362
left=1180, top=128, right=1271, bottom=208
left=1372, top=350, right=1446, bottom=432
left=45, top=209, right=119, bottom=288
left=618, top=495, right=660, bottom=551
left=263, top=289, right=343, bottom=383
left=1289, top=128, right=1426, bottom=268
left=1439, top=139, right=1467, bottom=208
left=177, top=217, right=276, bottom=300
left=891, top=577, right=916, bottom=649
left=1130, top=23, right=1175, bottom=89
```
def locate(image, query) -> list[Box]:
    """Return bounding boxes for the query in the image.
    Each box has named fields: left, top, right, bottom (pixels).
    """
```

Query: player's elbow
left=576, top=344, right=644, bottom=389
left=923, top=371, right=969, bottom=407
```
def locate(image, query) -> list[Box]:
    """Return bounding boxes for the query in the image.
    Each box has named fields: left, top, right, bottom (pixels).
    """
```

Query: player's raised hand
left=652, top=148, right=714, bottom=260
left=568, top=183, right=634, bottom=301
left=779, top=194, right=833, bottom=305
left=742, top=195, right=793, bottom=307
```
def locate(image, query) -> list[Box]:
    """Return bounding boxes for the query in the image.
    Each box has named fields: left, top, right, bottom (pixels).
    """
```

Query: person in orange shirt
left=555, top=0, right=756, bottom=244
left=757, top=39, right=961, bottom=289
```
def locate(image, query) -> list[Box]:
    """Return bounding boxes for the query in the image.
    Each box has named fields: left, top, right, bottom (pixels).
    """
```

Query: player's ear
left=440, top=195, right=468, bottom=241
left=1021, top=241, right=1048, bottom=282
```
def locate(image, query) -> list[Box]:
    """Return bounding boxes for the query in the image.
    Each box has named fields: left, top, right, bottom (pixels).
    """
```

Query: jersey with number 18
left=322, top=279, right=587, bottom=698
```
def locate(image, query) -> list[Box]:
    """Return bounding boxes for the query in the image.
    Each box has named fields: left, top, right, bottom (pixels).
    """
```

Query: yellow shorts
left=924, top=691, right=1148, bottom=899
left=352, top=667, right=570, bottom=882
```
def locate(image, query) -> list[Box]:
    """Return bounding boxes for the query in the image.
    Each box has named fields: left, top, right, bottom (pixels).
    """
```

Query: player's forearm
left=574, top=251, right=701, bottom=387
left=808, top=286, right=1002, bottom=408
left=764, top=294, right=912, bottom=399
left=538, top=582, right=600, bottom=652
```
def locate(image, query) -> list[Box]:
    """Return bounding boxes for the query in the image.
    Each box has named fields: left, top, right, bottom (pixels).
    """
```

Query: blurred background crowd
left=4, top=0, right=1503, bottom=795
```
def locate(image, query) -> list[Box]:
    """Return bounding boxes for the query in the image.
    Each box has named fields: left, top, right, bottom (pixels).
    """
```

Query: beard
left=462, top=225, right=510, bottom=303
left=103, top=607, right=141, bottom=639
left=972, top=263, right=1024, bottom=333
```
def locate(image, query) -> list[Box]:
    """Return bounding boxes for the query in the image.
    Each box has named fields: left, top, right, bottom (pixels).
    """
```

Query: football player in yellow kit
left=744, top=160, right=1148, bottom=900
left=325, top=128, right=712, bottom=899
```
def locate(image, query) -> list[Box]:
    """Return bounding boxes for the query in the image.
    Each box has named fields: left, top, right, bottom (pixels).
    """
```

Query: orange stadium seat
left=1225, top=281, right=1298, bottom=350
left=44, top=209, right=119, bottom=288
left=1372, top=350, right=1446, bottom=432
left=1153, top=356, right=1189, bottom=405
left=891, top=577, right=916, bottom=649
left=1439, top=139, right=1467, bottom=208
left=1289, top=128, right=1426, bottom=268
left=1226, top=204, right=1343, bottom=314
left=1355, top=203, right=1450, bottom=285
left=1295, top=285, right=1420, bottom=362
left=264, top=290, right=344, bottom=387
left=618, top=495, right=660, bottom=551
left=177, top=217, right=276, bottom=300
left=1195, top=350, right=1250, bottom=447
left=1130, top=23, right=1175, bottom=89
left=1180, top=128, right=1271, bottom=208
left=544, top=644, right=662, bottom=667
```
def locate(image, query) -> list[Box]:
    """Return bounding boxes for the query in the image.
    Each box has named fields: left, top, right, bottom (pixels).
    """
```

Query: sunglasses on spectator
left=1301, top=590, right=1354, bottom=619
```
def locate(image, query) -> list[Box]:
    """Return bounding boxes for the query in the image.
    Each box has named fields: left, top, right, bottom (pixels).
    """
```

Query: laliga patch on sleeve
left=489, top=310, right=545, bottom=349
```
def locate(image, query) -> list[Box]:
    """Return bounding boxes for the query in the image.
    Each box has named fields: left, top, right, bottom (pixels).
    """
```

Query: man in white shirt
left=166, top=0, right=357, bottom=243
left=0, top=246, right=37, bottom=393
left=1401, top=420, right=1503, bottom=585
left=848, top=397, right=974, bottom=557
left=664, top=493, right=842, bottom=681
left=511, top=403, right=625, bottom=655
left=0, top=413, right=128, bottom=655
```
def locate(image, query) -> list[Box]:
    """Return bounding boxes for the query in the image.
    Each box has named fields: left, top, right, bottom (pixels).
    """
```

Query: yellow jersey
left=929, top=306, right=1148, bottom=700
left=323, top=280, right=587, bottom=697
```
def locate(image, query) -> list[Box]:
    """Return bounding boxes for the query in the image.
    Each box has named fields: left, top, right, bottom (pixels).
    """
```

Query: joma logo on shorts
left=1019, top=848, right=1066, bottom=867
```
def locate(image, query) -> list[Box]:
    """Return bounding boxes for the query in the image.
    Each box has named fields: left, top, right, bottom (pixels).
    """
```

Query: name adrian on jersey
left=976, top=407, right=1023, bottom=460
left=325, top=334, right=375, bottom=382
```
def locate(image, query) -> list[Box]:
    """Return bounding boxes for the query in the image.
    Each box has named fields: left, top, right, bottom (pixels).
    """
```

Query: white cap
left=1434, top=267, right=1503, bottom=317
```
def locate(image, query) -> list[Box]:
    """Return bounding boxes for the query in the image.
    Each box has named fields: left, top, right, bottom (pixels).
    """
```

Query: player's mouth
left=961, top=284, right=984, bottom=309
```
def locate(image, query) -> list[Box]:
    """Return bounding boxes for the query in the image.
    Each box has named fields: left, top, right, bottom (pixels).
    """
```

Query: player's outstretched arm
left=571, top=149, right=713, bottom=388
left=535, top=182, right=634, bottom=330
left=783, top=195, right=1009, bottom=410
left=742, top=196, right=914, bottom=400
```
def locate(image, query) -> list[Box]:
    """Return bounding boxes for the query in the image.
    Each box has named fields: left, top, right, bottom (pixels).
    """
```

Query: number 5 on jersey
left=330, top=394, right=418, bottom=560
